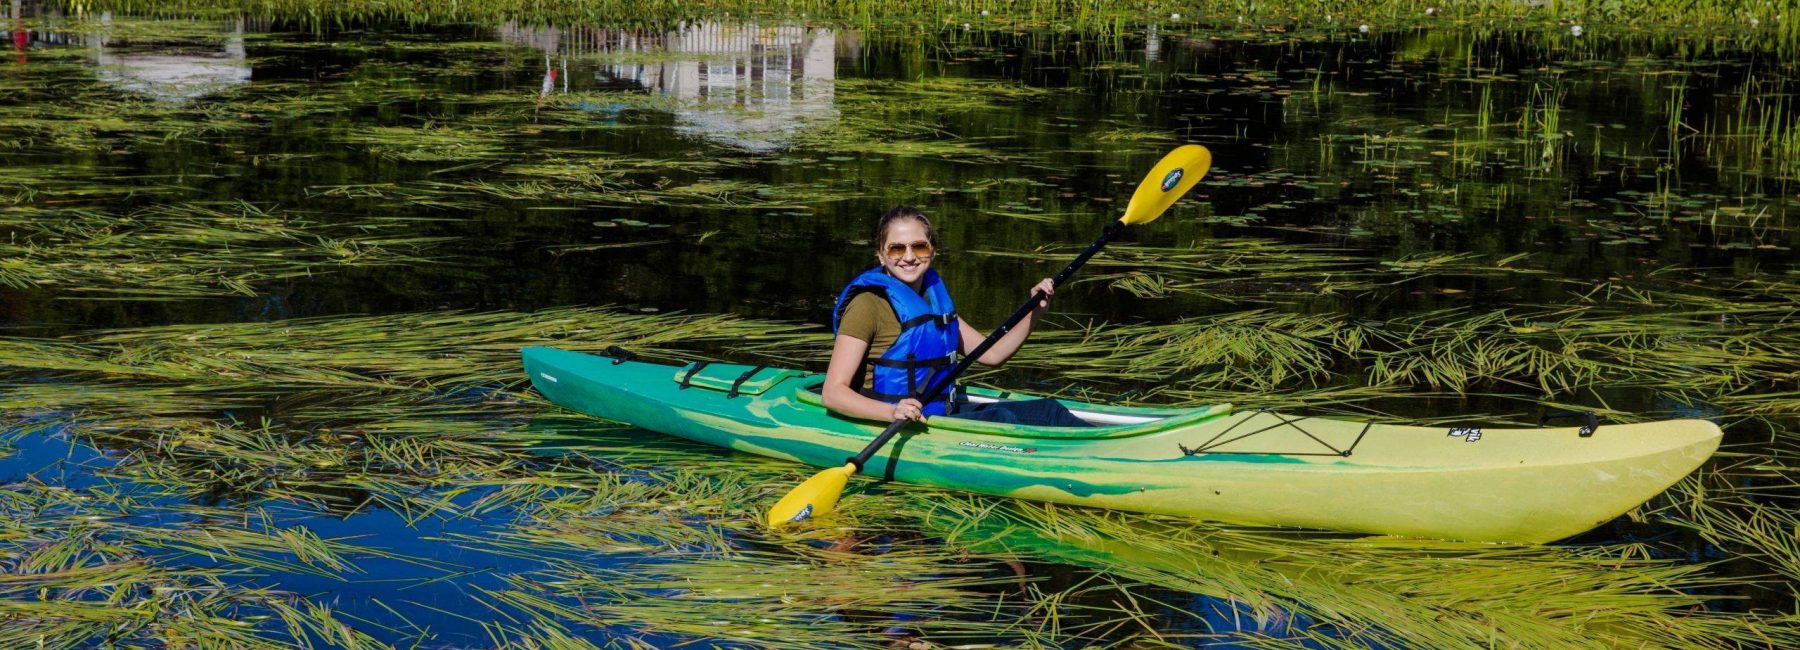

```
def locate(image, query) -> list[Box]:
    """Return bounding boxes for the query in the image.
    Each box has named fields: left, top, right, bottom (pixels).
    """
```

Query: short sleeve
left=837, top=292, right=887, bottom=343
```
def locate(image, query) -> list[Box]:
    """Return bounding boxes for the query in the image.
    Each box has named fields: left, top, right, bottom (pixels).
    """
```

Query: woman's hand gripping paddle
left=767, top=144, right=1213, bottom=527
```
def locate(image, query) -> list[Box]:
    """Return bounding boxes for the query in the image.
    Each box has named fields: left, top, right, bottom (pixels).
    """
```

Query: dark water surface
left=6, top=13, right=1792, bottom=331
left=4, top=3, right=1800, bottom=648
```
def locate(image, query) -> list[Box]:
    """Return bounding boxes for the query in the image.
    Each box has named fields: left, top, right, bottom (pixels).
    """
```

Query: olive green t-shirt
left=836, top=292, right=902, bottom=390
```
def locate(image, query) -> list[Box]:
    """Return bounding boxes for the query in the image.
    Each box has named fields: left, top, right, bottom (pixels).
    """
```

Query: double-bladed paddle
left=768, top=144, right=1213, bottom=526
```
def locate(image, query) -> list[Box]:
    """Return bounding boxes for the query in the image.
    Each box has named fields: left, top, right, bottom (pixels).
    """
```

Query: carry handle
left=604, top=346, right=638, bottom=365
left=1537, top=410, right=1600, bottom=438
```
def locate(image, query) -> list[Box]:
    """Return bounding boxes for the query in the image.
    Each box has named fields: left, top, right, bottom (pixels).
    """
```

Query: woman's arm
left=959, top=278, right=1054, bottom=366
left=822, top=334, right=923, bottom=422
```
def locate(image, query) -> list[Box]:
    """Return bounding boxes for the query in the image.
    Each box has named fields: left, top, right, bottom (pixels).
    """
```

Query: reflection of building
left=499, top=22, right=849, bottom=152
left=13, top=2, right=254, bottom=101
left=93, top=13, right=252, bottom=102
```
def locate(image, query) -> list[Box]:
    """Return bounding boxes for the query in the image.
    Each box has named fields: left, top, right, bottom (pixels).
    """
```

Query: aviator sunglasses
left=883, top=240, right=935, bottom=260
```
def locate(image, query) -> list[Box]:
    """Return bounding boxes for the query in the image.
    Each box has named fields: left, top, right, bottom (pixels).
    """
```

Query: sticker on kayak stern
left=1160, top=168, right=1184, bottom=192
left=1448, top=427, right=1482, bottom=442
left=538, top=372, right=559, bottom=383
left=960, top=441, right=1038, bottom=454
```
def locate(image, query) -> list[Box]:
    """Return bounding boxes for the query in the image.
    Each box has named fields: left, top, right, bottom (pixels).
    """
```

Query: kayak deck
left=523, top=346, right=1721, bottom=543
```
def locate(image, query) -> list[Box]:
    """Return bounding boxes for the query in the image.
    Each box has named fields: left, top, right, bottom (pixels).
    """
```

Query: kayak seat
left=792, top=377, right=1234, bottom=440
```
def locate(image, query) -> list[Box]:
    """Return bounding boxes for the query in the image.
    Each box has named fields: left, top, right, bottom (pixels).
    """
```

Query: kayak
left=521, top=346, right=1721, bottom=543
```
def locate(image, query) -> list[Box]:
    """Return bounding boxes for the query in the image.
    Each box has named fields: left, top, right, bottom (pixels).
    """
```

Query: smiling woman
left=822, top=205, right=1072, bottom=425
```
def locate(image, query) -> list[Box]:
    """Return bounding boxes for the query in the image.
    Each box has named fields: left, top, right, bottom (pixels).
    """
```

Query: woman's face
left=877, top=218, right=934, bottom=287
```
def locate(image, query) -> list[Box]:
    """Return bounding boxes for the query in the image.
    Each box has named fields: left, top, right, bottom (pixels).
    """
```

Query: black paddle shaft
left=847, top=219, right=1127, bottom=470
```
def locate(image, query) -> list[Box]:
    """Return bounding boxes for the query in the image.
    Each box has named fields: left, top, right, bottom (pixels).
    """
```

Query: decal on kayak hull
left=959, top=441, right=1038, bottom=454
left=1449, top=427, right=1482, bottom=442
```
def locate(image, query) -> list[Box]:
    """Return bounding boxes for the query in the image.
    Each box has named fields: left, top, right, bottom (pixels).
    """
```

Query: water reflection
left=8, top=2, right=252, bottom=101
left=499, top=21, right=847, bottom=151
left=9, top=0, right=23, bottom=63
left=92, top=13, right=251, bottom=102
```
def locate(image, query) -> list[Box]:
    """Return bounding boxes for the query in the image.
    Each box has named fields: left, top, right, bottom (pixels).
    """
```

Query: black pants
left=952, top=398, right=1092, bottom=427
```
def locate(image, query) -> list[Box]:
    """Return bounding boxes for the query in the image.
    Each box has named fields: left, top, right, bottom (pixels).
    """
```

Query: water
left=4, top=3, right=1799, bottom=647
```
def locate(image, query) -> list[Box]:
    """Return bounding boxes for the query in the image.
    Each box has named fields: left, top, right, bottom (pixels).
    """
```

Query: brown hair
left=874, top=205, right=937, bottom=250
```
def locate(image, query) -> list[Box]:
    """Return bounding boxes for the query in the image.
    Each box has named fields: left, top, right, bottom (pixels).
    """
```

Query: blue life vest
left=832, top=266, right=960, bottom=415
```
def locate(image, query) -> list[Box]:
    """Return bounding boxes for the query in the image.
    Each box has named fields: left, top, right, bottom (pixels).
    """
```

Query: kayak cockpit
left=785, top=374, right=1231, bottom=439
left=658, top=359, right=1231, bottom=438
left=957, top=393, right=1165, bottom=426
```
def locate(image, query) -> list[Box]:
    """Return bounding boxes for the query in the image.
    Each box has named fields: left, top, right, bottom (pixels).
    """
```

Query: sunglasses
left=883, top=240, right=935, bottom=260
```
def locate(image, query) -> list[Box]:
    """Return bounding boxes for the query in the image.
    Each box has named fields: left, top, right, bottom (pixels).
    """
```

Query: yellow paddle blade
left=1120, top=144, right=1212, bottom=226
left=767, top=463, right=856, bottom=527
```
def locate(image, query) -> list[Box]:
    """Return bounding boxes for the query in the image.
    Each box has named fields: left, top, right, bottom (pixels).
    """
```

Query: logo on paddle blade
left=787, top=504, right=813, bottom=523
left=1160, top=168, right=1184, bottom=192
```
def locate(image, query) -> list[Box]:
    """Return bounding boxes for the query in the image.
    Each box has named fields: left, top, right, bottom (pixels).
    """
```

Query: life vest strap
left=899, top=312, right=958, bottom=331
left=868, top=356, right=953, bottom=369
left=860, top=388, right=951, bottom=405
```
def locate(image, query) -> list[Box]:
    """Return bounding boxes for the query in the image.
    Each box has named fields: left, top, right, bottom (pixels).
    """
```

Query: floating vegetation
left=0, top=464, right=395, bottom=648
left=5, top=306, right=1800, bottom=644
left=980, top=241, right=1550, bottom=303
left=340, top=123, right=511, bottom=162
left=1001, top=293, right=1800, bottom=424
left=925, top=498, right=1800, bottom=649
left=0, top=308, right=821, bottom=395
left=479, top=548, right=1038, bottom=648
left=6, top=3, right=1800, bottom=647
left=0, top=202, right=451, bottom=299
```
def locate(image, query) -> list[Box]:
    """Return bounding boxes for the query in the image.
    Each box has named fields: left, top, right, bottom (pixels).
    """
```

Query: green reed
left=928, top=497, right=1800, bottom=649
left=5, top=302, right=1800, bottom=646
left=0, top=202, right=450, bottom=300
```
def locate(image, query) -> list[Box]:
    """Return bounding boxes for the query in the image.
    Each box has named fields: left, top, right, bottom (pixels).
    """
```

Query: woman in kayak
left=824, top=206, right=1090, bottom=427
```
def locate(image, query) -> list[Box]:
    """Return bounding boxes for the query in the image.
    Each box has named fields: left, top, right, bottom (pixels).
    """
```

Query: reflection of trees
left=498, top=22, right=847, bottom=151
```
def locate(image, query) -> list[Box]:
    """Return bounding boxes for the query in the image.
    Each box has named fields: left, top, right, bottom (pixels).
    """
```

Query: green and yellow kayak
left=522, top=346, right=1720, bottom=543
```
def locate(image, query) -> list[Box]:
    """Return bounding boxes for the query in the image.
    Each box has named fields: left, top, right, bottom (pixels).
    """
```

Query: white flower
left=1171, top=13, right=1181, bottom=20
left=1359, top=24, right=1370, bottom=33
left=1570, top=25, right=1583, bottom=36
left=980, top=9, right=989, bottom=16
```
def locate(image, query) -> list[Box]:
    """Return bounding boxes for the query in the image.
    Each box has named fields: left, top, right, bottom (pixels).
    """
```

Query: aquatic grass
left=340, top=123, right=513, bottom=163
left=0, top=202, right=453, bottom=300
left=834, top=77, right=1052, bottom=114
left=1707, top=75, right=1800, bottom=182
left=1659, top=466, right=1800, bottom=585
left=776, top=77, right=1050, bottom=163
left=979, top=242, right=1553, bottom=303
left=479, top=547, right=1041, bottom=649
left=443, top=467, right=769, bottom=554
left=999, top=295, right=1800, bottom=423
left=4, top=303, right=1797, bottom=646
left=305, top=181, right=489, bottom=210
left=791, top=119, right=1017, bottom=163
left=0, top=476, right=397, bottom=648
left=923, top=497, right=1800, bottom=649
left=48, top=0, right=1800, bottom=48
left=0, top=308, right=822, bottom=397
left=445, top=176, right=866, bottom=209
left=5, top=8, right=1800, bottom=647
left=0, top=164, right=192, bottom=204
